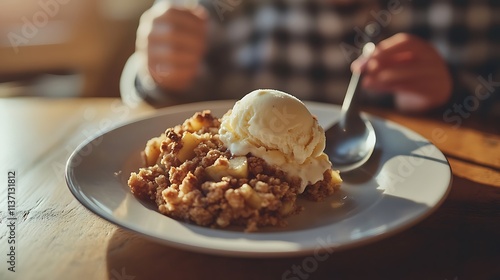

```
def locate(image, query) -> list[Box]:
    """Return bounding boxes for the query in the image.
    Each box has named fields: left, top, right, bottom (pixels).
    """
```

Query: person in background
left=121, top=0, right=499, bottom=118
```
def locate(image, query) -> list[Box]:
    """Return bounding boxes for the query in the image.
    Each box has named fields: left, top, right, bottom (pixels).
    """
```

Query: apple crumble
left=128, top=110, right=342, bottom=232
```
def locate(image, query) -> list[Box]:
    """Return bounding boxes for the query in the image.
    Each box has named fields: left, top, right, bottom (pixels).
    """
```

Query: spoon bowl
left=325, top=113, right=376, bottom=172
left=324, top=42, right=377, bottom=173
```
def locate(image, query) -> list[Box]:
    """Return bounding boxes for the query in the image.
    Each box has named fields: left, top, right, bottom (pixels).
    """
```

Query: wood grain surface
left=1, top=98, right=499, bottom=280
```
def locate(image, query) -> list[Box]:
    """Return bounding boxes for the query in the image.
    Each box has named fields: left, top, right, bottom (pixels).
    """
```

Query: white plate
left=66, top=100, right=452, bottom=257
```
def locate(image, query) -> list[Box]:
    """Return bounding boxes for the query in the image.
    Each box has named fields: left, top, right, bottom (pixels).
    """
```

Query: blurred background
left=0, top=0, right=153, bottom=98
left=1, top=0, right=498, bottom=114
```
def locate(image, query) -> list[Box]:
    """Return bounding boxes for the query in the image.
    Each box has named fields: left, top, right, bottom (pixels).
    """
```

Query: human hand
left=136, top=2, right=208, bottom=93
left=352, top=33, right=452, bottom=113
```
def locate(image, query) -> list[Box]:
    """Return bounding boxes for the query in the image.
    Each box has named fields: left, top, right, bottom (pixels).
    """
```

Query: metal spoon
left=324, top=42, right=377, bottom=173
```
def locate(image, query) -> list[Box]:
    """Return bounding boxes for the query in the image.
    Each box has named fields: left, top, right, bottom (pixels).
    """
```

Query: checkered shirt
left=142, top=0, right=500, bottom=117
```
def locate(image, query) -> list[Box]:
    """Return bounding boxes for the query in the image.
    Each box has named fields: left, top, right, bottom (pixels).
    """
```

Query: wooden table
left=1, top=97, right=499, bottom=280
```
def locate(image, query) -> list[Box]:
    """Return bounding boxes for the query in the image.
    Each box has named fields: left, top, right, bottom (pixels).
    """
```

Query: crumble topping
left=128, top=111, right=341, bottom=232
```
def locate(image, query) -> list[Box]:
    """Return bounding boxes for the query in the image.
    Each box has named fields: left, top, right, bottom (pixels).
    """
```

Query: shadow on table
left=105, top=228, right=302, bottom=280
left=339, top=116, right=449, bottom=183
left=104, top=180, right=500, bottom=280
left=104, top=194, right=432, bottom=280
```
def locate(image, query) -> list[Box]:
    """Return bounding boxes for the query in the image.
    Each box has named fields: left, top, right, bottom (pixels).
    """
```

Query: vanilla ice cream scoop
left=219, top=89, right=332, bottom=192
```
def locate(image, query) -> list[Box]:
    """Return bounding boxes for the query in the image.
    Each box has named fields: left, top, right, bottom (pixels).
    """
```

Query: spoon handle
left=341, top=72, right=362, bottom=114
left=339, top=42, right=375, bottom=126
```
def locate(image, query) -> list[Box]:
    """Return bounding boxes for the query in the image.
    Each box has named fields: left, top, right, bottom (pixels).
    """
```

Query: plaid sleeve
left=386, top=0, right=500, bottom=118
left=200, top=0, right=383, bottom=103
left=148, top=0, right=500, bottom=118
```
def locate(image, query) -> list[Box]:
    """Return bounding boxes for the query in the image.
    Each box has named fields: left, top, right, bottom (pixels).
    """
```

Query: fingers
left=360, top=33, right=450, bottom=92
left=148, top=30, right=205, bottom=54
left=136, top=5, right=208, bottom=91
left=137, top=4, right=208, bottom=52
left=352, top=50, right=416, bottom=74
left=149, top=64, right=197, bottom=86
left=351, top=34, right=422, bottom=74
left=147, top=26, right=203, bottom=78
left=363, top=62, right=451, bottom=101
left=371, top=33, right=427, bottom=61
left=367, top=51, right=417, bottom=72
left=357, top=33, right=435, bottom=75
left=356, top=33, right=452, bottom=112
left=151, top=7, right=207, bottom=36
left=149, top=46, right=201, bottom=65
left=365, top=76, right=452, bottom=113
left=363, top=64, right=436, bottom=93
